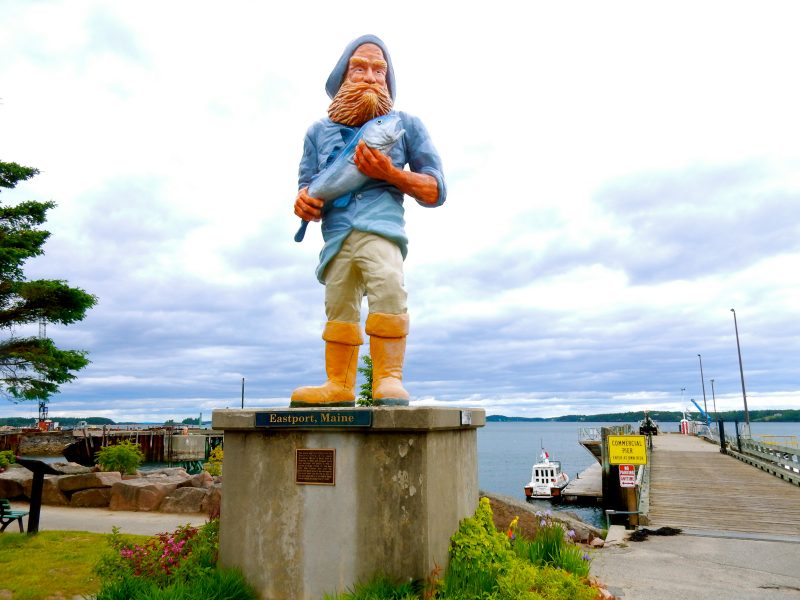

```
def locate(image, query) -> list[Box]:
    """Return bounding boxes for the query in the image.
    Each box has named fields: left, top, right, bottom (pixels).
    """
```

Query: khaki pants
left=323, top=231, right=407, bottom=323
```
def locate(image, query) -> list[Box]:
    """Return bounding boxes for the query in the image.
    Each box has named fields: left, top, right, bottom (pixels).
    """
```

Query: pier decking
left=562, top=462, right=602, bottom=502
left=647, top=434, right=800, bottom=536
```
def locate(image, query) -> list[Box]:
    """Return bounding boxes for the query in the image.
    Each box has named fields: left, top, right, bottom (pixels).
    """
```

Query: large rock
left=182, top=471, right=213, bottom=489
left=49, top=462, right=94, bottom=475
left=71, top=487, right=112, bottom=508
left=201, top=483, right=222, bottom=518
left=58, top=471, right=121, bottom=493
left=144, top=467, right=189, bottom=478
left=0, top=466, right=32, bottom=499
left=22, top=475, right=69, bottom=505
left=160, top=487, right=208, bottom=513
left=109, top=476, right=186, bottom=511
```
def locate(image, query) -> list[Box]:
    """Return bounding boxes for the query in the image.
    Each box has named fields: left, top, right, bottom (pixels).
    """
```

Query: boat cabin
left=532, top=463, right=561, bottom=486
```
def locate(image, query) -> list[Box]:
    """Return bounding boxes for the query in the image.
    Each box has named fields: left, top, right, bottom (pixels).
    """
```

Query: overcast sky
left=1, top=1, right=799, bottom=422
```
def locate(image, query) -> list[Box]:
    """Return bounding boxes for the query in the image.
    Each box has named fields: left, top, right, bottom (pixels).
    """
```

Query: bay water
left=477, top=420, right=799, bottom=529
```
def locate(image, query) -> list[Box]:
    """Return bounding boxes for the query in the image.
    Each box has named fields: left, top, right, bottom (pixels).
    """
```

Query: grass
left=0, top=530, right=148, bottom=600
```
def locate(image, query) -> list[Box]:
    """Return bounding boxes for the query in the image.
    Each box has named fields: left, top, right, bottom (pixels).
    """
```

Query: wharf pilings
left=0, top=428, right=223, bottom=466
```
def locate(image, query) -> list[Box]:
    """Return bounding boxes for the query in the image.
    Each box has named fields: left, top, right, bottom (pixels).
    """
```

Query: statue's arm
left=364, top=112, right=446, bottom=207
left=295, top=132, right=324, bottom=221
left=354, top=142, right=439, bottom=204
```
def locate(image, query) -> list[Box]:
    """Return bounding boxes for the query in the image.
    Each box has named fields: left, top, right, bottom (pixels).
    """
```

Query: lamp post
left=697, top=354, right=708, bottom=424
left=730, top=308, right=750, bottom=430
left=710, top=378, right=718, bottom=420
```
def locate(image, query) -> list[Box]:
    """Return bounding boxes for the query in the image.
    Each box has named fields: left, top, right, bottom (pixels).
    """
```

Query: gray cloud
left=596, top=163, right=800, bottom=283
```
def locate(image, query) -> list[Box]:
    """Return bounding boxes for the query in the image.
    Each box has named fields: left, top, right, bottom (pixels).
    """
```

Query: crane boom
left=690, top=399, right=710, bottom=425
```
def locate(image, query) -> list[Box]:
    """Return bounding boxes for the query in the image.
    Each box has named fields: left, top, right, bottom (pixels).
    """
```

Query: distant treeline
left=0, top=416, right=201, bottom=427
left=487, top=409, right=800, bottom=423
left=0, top=416, right=115, bottom=427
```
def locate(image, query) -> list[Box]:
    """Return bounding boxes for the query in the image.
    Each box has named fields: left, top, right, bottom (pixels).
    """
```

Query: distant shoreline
left=487, top=409, right=800, bottom=423
left=3, top=408, right=800, bottom=427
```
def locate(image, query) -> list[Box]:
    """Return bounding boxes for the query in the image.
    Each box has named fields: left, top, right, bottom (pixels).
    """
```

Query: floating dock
left=562, top=462, right=602, bottom=503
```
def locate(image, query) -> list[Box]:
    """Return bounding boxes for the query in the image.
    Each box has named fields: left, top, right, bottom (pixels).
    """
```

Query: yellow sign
left=608, top=435, right=648, bottom=465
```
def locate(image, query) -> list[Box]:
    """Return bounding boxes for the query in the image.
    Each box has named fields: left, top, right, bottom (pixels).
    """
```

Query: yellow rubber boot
left=366, top=313, right=410, bottom=406
left=290, top=321, right=363, bottom=407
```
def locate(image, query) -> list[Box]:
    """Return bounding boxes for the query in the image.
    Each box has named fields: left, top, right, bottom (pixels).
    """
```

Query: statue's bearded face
left=328, top=43, right=393, bottom=127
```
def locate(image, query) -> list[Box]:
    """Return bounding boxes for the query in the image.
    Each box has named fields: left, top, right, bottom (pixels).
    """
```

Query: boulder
left=0, top=467, right=31, bottom=499
left=22, top=475, right=69, bottom=506
left=183, top=471, right=213, bottom=489
left=160, top=487, right=208, bottom=513
left=109, top=477, right=183, bottom=511
left=144, top=467, right=189, bottom=478
left=71, top=487, right=112, bottom=508
left=49, top=462, right=94, bottom=475
left=201, top=483, right=222, bottom=518
left=58, top=471, right=122, bottom=493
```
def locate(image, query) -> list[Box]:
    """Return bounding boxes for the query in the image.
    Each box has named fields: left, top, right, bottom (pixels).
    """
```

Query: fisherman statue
left=291, top=34, right=446, bottom=407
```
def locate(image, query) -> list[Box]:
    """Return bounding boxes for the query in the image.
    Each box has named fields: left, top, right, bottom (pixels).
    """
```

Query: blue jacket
left=298, top=110, right=447, bottom=283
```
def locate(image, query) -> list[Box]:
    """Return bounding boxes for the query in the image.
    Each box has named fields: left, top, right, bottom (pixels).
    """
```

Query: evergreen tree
left=0, top=160, right=97, bottom=401
left=357, top=354, right=374, bottom=406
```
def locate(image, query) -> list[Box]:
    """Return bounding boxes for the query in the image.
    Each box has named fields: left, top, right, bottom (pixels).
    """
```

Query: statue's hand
left=294, top=187, right=323, bottom=221
left=354, top=141, right=398, bottom=182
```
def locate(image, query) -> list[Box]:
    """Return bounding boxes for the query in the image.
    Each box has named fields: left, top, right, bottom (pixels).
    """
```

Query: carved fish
left=294, top=114, right=405, bottom=242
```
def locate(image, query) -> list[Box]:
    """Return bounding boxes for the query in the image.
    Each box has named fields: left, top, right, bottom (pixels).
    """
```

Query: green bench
left=1, top=498, right=28, bottom=533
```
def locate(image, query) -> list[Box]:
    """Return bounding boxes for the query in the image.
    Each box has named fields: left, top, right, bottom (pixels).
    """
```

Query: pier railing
left=720, top=429, right=800, bottom=486
left=578, top=424, right=631, bottom=442
left=754, top=435, right=799, bottom=449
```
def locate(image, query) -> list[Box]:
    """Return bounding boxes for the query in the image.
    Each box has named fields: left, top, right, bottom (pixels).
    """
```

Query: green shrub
left=204, top=445, right=223, bottom=476
left=324, top=574, right=419, bottom=599
left=96, top=521, right=218, bottom=587
left=95, top=440, right=145, bottom=474
left=0, top=450, right=15, bottom=469
left=448, top=497, right=512, bottom=571
left=529, top=565, right=597, bottom=600
left=513, top=512, right=591, bottom=577
left=96, top=568, right=256, bottom=600
left=440, top=499, right=596, bottom=599
left=442, top=497, right=514, bottom=598
left=96, top=520, right=254, bottom=599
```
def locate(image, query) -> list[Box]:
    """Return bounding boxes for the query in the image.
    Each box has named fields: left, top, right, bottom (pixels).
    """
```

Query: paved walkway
left=8, top=501, right=206, bottom=536
left=593, top=434, right=800, bottom=599
left=592, top=528, right=800, bottom=600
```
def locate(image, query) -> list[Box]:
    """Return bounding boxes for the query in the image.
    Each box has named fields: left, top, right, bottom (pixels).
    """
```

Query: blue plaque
left=255, top=410, right=372, bottom=428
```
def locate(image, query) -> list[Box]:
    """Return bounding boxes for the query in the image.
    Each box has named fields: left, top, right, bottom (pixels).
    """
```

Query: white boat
left=524, top=449, right=570, bottom=499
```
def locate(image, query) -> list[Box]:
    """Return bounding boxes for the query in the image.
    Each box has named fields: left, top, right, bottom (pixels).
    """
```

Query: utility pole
left=710, top=378, right=718, bottom=420
left=730, top=309, right=750, bottom=430
left=698, top=354, right=708, bottom=424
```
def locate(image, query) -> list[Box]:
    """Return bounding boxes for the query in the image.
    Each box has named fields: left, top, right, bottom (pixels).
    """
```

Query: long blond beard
left=328, top=81, right=393, bottom=127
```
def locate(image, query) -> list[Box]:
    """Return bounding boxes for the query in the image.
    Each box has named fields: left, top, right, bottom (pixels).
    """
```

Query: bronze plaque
left=295, top=448, right=336, bottom=486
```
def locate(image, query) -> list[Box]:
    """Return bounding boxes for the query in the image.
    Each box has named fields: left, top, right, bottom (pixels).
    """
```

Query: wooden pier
left=646, top=434, right=800, bottom=536
left=1, top=428, right=223, bottom=466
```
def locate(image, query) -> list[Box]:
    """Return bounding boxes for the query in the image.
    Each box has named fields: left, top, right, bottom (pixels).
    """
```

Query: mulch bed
left=488, top=496, right=546, bottom=540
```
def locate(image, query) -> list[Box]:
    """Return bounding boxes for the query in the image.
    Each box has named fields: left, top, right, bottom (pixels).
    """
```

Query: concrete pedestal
left=212, top=407, right=484, bottom=600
